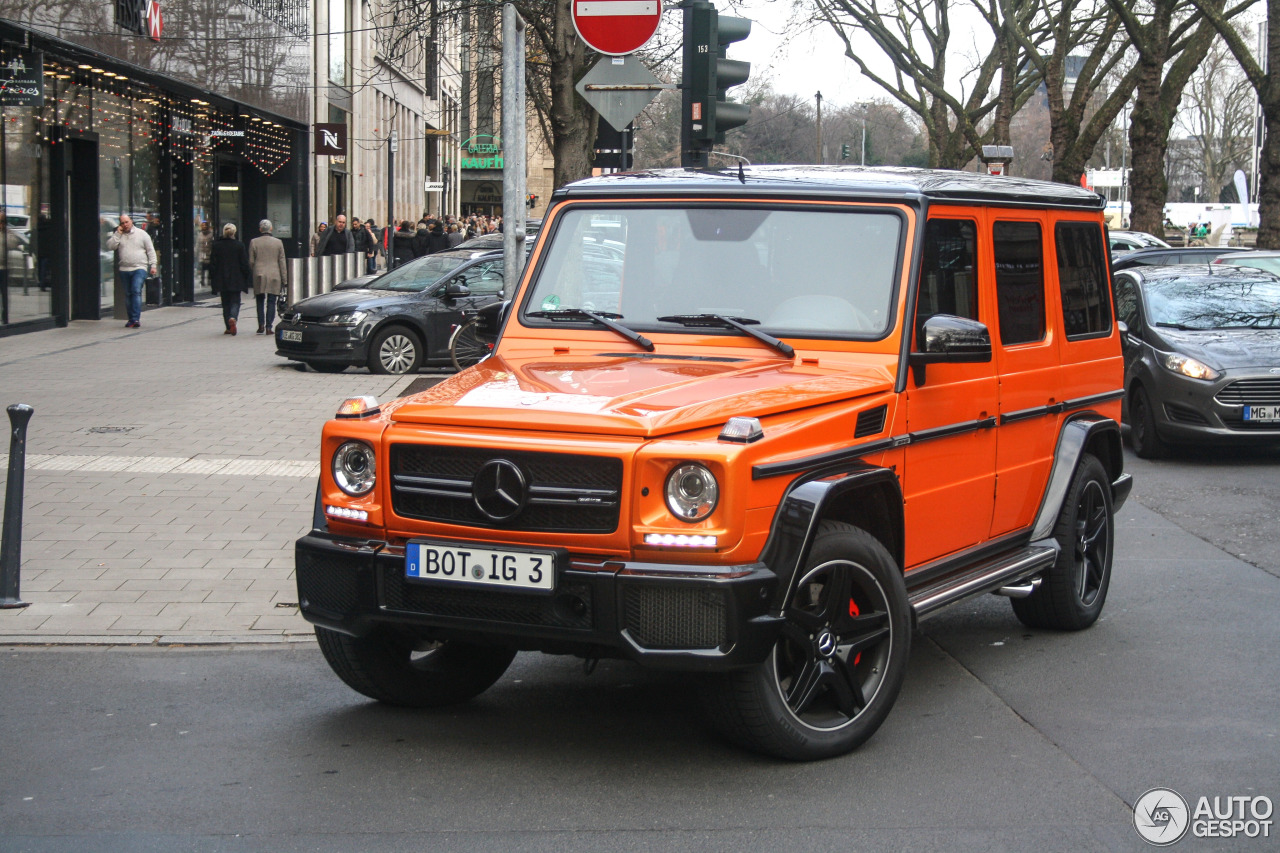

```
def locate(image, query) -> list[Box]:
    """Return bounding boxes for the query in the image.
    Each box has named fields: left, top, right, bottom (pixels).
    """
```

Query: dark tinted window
left=993, top=221, right=1046, bottom=344
left=1113, top=275, right=1140, bottom=328
left=915, top=218, right=978, bottom=346
left=1056, top=222, right=1112, bottom=338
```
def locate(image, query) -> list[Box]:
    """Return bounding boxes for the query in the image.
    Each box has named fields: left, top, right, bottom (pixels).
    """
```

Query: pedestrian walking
left=105, top=213, right=157, bottom=329
left=316, top=214, right=355, bottom=256
left=393, top=220, right=416, bottom=267
left=412, top=221, right=431, bottom=258
left=353, top=218, right=376, bottom=274
left=445, top=223, right=464, bottom=248
left=249, top=219, right=287, bottom=335
left=309, top=222, right=326, bottom=257
left=209, top=222, right=251, bottom=335
left=428, top=221, right=449, bottom=254
left=362, top=219, right=381, bottom=274
left=196, top=221, right=213, bottom=290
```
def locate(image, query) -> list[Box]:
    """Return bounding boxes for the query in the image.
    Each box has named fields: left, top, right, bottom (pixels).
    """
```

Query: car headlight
left=1162, top=352, right=1220, bottom=381
left=322, top=310, right=368, bottom=326
left=332, top=441, right=376, bottom=496
left=665, top=463, right=719, bottom=521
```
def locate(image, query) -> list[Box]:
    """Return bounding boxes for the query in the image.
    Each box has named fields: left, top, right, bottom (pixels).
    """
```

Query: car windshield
left=368, top=254, right=468, bottom=292
left=523, top=206, right=903, bottom=337
left=1144, top=273, right=1280, bottom=329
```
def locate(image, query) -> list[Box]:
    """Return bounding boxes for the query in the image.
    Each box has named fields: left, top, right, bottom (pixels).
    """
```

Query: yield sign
left=572, top=0, right=662, bottom=56
left=575, top=56, right=667, bottom=132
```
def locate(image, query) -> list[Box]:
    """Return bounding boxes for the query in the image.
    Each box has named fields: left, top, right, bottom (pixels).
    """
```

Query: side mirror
left=444, top=278, right=471, bottom=300
left=474, top=299, right=509, bottom=343
left=909, top=314, right=992, bottom=385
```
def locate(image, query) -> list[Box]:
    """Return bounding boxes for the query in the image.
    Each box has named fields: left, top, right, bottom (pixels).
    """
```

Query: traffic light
left=681, top=0, right=751, bottom=166
left=526, top=194, right=538, bottom=209
left=841, top=143, right=850, bottom=160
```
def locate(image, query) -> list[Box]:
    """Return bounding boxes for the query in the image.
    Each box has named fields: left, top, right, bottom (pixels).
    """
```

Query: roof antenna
left=738, top=161, right=746, bottom=183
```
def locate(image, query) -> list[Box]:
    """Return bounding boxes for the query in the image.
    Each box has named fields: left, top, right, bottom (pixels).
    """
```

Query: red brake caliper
left=849, top=598, right=862, bottom=665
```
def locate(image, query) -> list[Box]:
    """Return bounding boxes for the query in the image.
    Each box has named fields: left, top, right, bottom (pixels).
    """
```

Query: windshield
left=523, top=206, right=904, bottom=337
left=1145, top=273, right=1280, bottom=329
left=369, top=255, right=468, bottom=292
left=1221, top=255, right=1280, bottom=278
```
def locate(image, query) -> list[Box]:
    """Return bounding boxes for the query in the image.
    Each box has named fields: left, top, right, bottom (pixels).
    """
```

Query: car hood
left=1156, top=328, right=1280, bottom=370
left=386, top=352, right=894, bottom=437
left=288, top=288, right=424, bottom=316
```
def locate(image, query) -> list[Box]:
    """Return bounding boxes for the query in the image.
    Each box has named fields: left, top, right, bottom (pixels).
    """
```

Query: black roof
left=555, top=166, right=1105, bottom=210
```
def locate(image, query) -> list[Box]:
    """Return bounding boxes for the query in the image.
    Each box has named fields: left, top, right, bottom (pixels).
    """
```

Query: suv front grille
left=1216, top=379, right=1280, bottom=406
left=390, top=445, right=622, bottom=533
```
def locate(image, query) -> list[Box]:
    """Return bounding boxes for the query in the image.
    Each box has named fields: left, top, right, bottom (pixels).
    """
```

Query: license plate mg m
left=281, top=329, right=303, bottom=342
left=406, top=541, right=556, bottom=591
left=1244, top=404, right=1280, bottom=422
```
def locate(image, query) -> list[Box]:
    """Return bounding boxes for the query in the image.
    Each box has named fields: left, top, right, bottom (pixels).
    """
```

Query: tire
left=701, top=522, right=911, bottom=761
left=315, top=626, right=516, bottom=708
left=306, top=362, right=348, bottom=374
left=1128, top=385, right=1167, bottom=459
left=449, top=318, right=491, bottom=371
left=1012, top=453, right=1113, bottom=631
left=368, top=325, right=423, bottom=375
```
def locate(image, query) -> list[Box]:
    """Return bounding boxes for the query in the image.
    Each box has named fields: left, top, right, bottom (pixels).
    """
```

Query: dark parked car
left=276, top=250, right=514, bottom=374
left=1110, top=245, right=1249, bottom=272
left=1113, top=264, right=1280, bottom=457
left=1109, top=230, right=1170, bottom=253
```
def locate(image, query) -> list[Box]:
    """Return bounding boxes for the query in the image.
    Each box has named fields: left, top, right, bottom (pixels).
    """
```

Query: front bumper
left=295, top=530, right=782, bottom=671
left=274, top=321, right=369, bottom=364
left=1148, top=368, right=1280, bottom=444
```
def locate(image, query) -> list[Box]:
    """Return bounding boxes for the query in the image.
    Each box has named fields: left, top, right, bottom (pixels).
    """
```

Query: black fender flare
left=757, top=463, right=904, bottom=613
left=1030, top=413, right=1131, bottom=542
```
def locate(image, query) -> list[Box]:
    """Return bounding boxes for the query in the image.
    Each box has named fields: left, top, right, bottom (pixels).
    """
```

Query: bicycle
left=448, top=312, right=492, bottom=371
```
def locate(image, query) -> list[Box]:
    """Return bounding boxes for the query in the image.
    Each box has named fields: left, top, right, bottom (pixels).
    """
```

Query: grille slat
left=1216, top=379, right=1280, bottom=406
left=391, top=445, right=622, bottom=533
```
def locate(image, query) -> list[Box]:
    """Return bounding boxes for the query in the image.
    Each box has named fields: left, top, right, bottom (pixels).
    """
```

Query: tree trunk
left=1258, top=102, right=1280, bottom=249
left=546, top=0, right=596, bottom=186
left=1127, top=54, right=1173, bottom=235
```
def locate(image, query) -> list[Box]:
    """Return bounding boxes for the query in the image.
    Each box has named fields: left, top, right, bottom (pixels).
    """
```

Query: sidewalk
left=0, top=301, right=428, bottom=644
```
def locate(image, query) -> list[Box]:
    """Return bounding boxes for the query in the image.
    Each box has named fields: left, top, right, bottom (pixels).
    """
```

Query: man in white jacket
left=105, top=214, right=157, bottom=328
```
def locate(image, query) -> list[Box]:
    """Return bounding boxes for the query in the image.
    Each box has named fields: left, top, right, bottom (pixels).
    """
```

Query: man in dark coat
left=209, top=222, right=252, bottom=335
left=353, top=218, right=376, bottom=274
left=393, top=220, right=416, bottom=267
left=411, top=222, right=431, bottom=258
left=427, top=221, right=450, bottom=254
left=315, top=214, right=355, bottom=256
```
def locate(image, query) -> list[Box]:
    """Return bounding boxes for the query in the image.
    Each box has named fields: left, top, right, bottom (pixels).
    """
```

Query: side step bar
left=908, top=544, right=1058, bottom=621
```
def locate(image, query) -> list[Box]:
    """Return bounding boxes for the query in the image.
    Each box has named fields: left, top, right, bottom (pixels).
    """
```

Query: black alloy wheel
left=1012, top=453, right=1114, bottom=630
left=702, top=522, right=910, bottom=760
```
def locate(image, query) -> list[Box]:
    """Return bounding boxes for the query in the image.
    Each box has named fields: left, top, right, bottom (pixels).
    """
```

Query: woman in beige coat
left=249, top=219, right=288, bottom=334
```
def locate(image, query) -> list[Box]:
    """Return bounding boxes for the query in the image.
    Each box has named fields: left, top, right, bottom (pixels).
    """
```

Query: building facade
left=0, top=0, right=310, bottom=335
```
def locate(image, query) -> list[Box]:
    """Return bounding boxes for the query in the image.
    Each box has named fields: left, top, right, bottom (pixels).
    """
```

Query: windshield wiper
left=1154, top=322, right=1201, bottom=331
left=525, top=308, right=654, bottom=352
left=657, top=314, right=795, bottom=358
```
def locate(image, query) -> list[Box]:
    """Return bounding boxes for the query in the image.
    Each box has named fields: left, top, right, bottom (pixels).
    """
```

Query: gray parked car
left=1113, top=264, right=1280, bottom=457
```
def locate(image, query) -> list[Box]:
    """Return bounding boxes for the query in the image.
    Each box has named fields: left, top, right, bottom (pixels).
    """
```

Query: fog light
left=325, top=505, right=369, bottom=522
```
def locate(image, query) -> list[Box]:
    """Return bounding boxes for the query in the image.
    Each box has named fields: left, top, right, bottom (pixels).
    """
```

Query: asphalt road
left=1, top=452, right=1278, bottom=852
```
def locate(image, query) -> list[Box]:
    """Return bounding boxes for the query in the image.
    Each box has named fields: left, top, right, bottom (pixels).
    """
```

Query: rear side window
left=916, top=218, right=978, bottom=345
left=993, top=221, right=1046, bottom=345
left=1056, top=222, right=1112, bottom=338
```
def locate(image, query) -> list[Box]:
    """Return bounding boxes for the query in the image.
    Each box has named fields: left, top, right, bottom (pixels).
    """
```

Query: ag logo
left=1134, top=788, right=1190, bottom=846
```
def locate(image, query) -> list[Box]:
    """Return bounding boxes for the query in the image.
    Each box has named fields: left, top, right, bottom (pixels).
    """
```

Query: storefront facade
left=0, top=3, right=309, bottom=336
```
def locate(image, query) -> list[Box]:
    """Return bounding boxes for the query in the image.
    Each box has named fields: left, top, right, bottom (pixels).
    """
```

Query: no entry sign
left=572, top=0, right=662, bottom=56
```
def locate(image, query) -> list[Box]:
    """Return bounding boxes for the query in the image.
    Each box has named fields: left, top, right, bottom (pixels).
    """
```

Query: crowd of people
left=308, top=212, right=504, bottom=273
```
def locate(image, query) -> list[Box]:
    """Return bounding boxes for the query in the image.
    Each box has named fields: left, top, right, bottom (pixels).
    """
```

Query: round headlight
left=332, top=441, right=376, bottom=496
left=665, top=463, right=719, bottom=522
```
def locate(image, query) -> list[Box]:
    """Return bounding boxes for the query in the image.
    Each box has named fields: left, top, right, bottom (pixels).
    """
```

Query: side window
left=468, top=262, right=504, bottom=295
left=1113, top=275, right=1140, bottom=328
left=1056, top=221, right=1112, bottom=338
left=993, top=220, right=1046, bottom=345
left=915, top=218, right=978, bottom=346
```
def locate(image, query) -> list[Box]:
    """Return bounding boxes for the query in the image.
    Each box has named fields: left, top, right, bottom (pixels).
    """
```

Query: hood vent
left=855, top=405, right=887, bottom=438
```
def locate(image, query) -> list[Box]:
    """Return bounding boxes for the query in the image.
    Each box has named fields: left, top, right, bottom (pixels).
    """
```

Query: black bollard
left=0, top=403, right=34, bottom=609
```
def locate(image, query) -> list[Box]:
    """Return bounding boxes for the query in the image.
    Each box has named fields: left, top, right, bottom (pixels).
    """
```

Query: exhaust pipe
left=994, top=577, right=1042, bottom=599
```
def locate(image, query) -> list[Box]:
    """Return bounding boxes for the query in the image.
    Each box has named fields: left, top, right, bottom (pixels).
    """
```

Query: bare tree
left=1187, top=0, right=1280, bottom=248
left=1105, top=0, right=1250, bottom=236
left=812, top=0, right=1047, bottom=169
left=1171, top=36, right=1255, bottom=203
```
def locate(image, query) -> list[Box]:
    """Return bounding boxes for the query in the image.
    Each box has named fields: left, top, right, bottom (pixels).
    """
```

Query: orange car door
left=988, top=216, right=1062, bottom=538
left=902, top=216, right=999, bottom=568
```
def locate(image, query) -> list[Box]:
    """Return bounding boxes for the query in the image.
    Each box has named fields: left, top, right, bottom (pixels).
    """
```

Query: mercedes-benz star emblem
left=473, top=459, right=528, bottom=521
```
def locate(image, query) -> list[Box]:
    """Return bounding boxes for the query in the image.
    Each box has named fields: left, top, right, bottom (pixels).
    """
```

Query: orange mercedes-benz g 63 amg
left=296, top=167, right=1131, bottom=760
